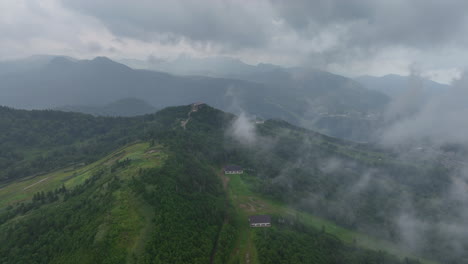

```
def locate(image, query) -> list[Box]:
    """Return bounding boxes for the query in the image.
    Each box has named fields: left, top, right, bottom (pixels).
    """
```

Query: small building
left=223, top=165, right=243, bottom=174
left=191, top=102, right=205, bottom=107
left=249, top=215, right=271, bottom=227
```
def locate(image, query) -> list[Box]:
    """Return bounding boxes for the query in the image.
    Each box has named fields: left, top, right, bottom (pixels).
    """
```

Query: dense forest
left=254, top=217, right=422, bottom=264
left=0, top=104, right=458, bottom=263
left=0, top=106, right=145, bottom=183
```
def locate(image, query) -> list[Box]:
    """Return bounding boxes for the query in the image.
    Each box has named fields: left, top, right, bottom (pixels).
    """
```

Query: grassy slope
left=223, top=172, right=437, bottom=264
left=0, top=142, right=167, bottom=263
left=0, top=142, right=166, bottom=208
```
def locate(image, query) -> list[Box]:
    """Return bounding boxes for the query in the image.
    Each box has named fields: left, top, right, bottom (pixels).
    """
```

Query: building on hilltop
left=249, top=215, right=271, bottom=227
left=223, top=165, right=243, bottom=174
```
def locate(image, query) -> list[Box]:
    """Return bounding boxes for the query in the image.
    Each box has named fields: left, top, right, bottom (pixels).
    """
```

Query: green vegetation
left=0, top=105, right=232, bottom=263
left=0, top=142, right=167, bottom=263
left=0, top=106, right=146, bottom=183
left=0, top=143, right=165, bottom=209
left=0, top=104, right=457, bottom=263
left=222, top=119, right=456, bottom=262
left=254, top=225, right=421, bottom=264
left=219, top=172, right=429, bottom=264
left=132, top=154, right=226, bottom=263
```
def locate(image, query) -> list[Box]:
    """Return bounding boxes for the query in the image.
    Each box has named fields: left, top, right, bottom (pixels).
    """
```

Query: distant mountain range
left=0, top=55, right=391, bottom=141
left=118, top=55, right=282, bottom=78
left=0, top=55, right=75, bottom=75
left=56, top=98, right=158, bottom=117
left=122, top=56, right=449, bottom=99
left=355, top=74, right=448, bottom=99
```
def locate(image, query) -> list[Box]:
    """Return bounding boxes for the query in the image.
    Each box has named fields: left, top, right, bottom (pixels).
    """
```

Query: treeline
left=0, top=106, right=146, bottom=182
left=131, top=154, right=226, bottom=263
left=255, top=216, right=422, bottom=264
left=0, top=185, right=66, bottom=226
left=127, top=106, right=236, bottom=263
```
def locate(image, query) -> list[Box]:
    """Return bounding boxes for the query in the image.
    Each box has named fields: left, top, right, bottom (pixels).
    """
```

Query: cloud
left=2, top=0, right=468, bottom=77
left=271, top=0, right=468, bottom=49
left=383, top=64, right=426, bottom=122
left=381, top=71, right=468, bottom=147
left=0, top=0, right=209, bottom=61
left=60, top=0, right=274, bottom=51
left=227, top=112, right=257, bottom=145
left=396, top=212, right=427, bottom=252
left=59, top=0, right=468, bottom=72
left=0, top=0, right=113, bottom=59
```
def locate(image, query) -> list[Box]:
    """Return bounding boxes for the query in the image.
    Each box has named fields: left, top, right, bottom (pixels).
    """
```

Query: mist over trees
left=224, top=110, right=468, bottom=263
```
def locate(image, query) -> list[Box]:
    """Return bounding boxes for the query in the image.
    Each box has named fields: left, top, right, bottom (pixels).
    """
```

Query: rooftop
left=224, top=165, right=243, bottom=171
left=249, top=215, right=271, bottom=224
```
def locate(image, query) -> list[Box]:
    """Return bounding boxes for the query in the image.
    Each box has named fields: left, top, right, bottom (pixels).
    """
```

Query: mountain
left=118, top=55, right=282, bottom=77
left=355, top=74, right=449, bottom=99
left=120, top=56, right=390, bottom=142
left=0, top=54, right=75, bottom=76
left=0, top=56, right=389, bottom=141
left=57, top=98, right=158, bottom=116
left=229, top=67, right=390, bottom=142
left=0, top=105, right=145, bottom=183
left=0, top=104, right=463, bottom=263
left=119, top=55, right=389, bottom=115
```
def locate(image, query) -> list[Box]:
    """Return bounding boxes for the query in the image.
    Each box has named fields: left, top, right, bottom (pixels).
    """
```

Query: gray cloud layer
left=62, top=0, right=468, bottom=51
left=382, top=71, right=468, bottom=147
left=2, top=0, right=468, bottom=78
left=61, top=0, right=272, bottom=50
left=273, top=0, right=468, bottom=46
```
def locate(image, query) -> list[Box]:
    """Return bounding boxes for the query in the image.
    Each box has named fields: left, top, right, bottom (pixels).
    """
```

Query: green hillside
left=0, top=104, right=456, bottom=263
left=0, top=141, right=425, bottom=264
left=218, top=172, right=432, bottom=264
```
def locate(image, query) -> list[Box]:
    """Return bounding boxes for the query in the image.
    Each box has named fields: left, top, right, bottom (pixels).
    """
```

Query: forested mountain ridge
left=0, top=56, right=389, bottom=141
left=0, top=106, right=144, bottom=183
left=0, top=104, right=456, bottom=263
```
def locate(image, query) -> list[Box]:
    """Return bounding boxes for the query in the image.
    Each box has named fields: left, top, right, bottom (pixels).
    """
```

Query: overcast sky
left=1, top=0, right=468, bottom=83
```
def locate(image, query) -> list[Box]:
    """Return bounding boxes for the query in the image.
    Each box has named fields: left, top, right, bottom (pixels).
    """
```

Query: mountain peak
left=48, top=56, right=74, bottom=67
left=92, top=56, right=113, bottom=63
left=88, top=56, right=131, bottom=70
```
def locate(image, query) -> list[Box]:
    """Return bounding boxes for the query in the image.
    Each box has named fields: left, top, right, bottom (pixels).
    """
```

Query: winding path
left=181, top=103, right=204, bottom=129
left=23, top=177, right=49, bottom=191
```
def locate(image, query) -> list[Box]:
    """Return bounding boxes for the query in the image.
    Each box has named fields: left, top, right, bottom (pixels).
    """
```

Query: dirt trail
left=23, top=177, right=49, bottom=191
left=181, top=103, right=204, bottom=129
